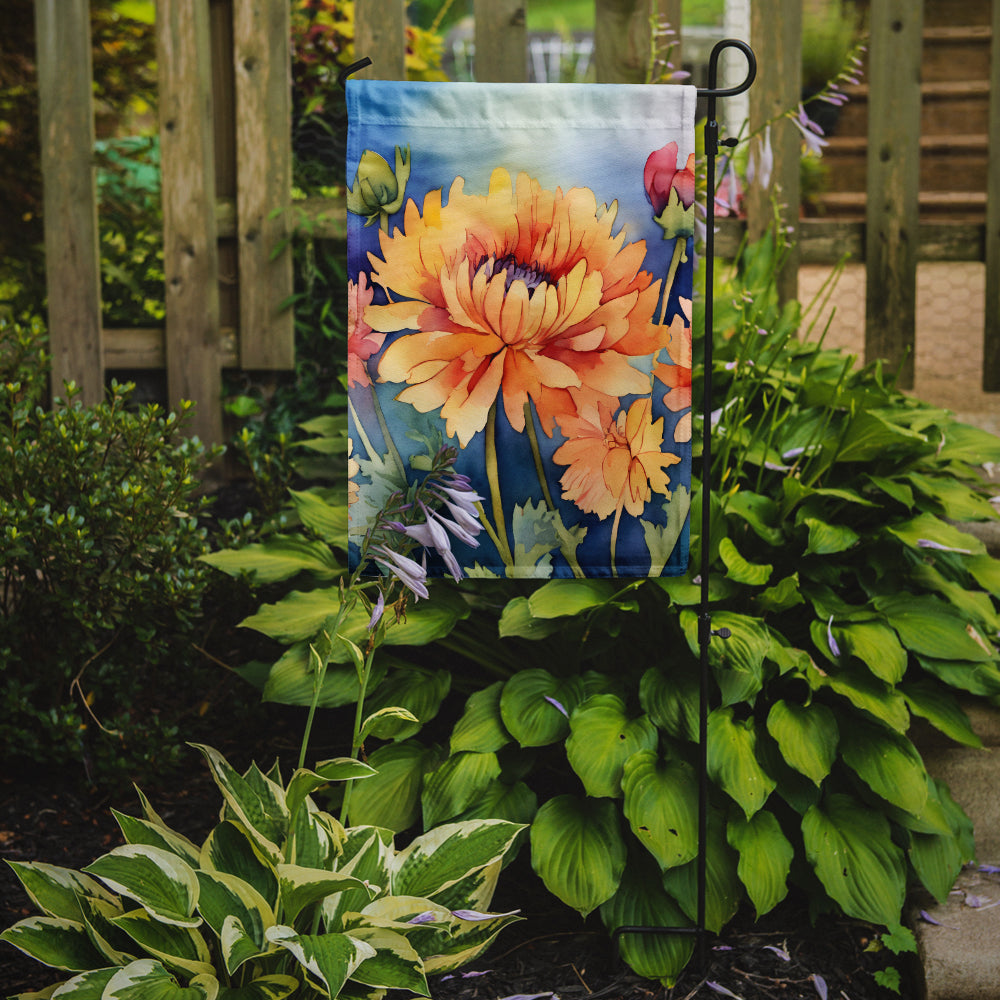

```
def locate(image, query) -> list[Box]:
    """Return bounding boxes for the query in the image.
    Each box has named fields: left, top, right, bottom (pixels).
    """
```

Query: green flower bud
left=347, top=145, right=411, bottom=232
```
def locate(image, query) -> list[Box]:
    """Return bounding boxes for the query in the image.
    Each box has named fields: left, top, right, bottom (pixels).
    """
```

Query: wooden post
left=34, top=0, right=104, bottom=405
left=864, top=0, right=922, bottom=389
left=474, top=0, right=527, bottom=83
left=233, top=0, right=294, bottom=369
left=983, top=0, right=1000, bottom=390
left=354, top=0, right=407, bottom=80
left=747, top=0, right=801, bottom=305
left=157, top=0, right=223, bottom=445
left=594, top=0, right=656, bottom=84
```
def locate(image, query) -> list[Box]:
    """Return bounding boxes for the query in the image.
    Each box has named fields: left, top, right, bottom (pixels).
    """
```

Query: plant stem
left=339, top=644, right=376, bottom=826
left=486, top=401, right=514, bottom=567
left=524, top=400, right=555, bottom=509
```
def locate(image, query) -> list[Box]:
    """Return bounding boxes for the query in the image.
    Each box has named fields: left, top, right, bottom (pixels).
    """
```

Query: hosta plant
left=1, top=744, right=523, bottom=999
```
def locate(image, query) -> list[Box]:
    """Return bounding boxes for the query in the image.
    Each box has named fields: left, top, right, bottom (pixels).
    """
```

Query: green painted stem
left=610, top=503, right=624, bottom=579
left=486, top=402, right=514, bottom=566
left=658, top=236, right=688, bottom=325
left=524, top=400, right=556, bottom=509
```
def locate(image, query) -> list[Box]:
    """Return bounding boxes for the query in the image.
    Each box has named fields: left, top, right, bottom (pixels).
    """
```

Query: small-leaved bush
left=1, top=743, right=523, bottom=998
left=205, top=232, right=1000, bottom=984
left=0, top=317, right=219, bottom=783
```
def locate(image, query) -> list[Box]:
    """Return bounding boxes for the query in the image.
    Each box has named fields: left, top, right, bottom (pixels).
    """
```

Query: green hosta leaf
left=719, top=536, right=772, bottom=586
left=199, top=822, right=278, bottom=910
left=802, top=793, right=906, bottom=926
left=453, top=779, right=538, bottom=827
left=661, top=811, right=741, bottom=933
left=4, top=862, right=118, bottom=923
left=916, top=655, right=1000, bottom=697
left=875, top=594, right=995, bottom=662
left=621, top=751, right=698, bottom=871
left=499, top=670, right=584, bottom=747
left=392, top=820, right=524, bottom=901
left=707, top=708, right=776, bottom=818
left=835, top=621, right=907, bottom=684
left=265, top=926, right=375, bottom=997
left=835, top=409, right=927, bottom=463
left=907, top=472, right=998, bottom=522
left=809, top=661, right=910, bottom=732
left=497, top=596, right=564, bottom=639
left=530, top=795, right=626, bottom=917
left=347, top=740, right=442, bottom=832
left=765, top=700, right=838, bottom=786
left=195, top=871, right=273, bottom=974
left=839, top=718, right=928, bottom=816
left=886, top=511, right=985, bottom=556
left=111, top=908, right=214, bottom=978
left=112, top=812, right=201, bottom=868
left=936, top=420, right=1000, bottom=464
left=756, top=573, right=804, bottom=614
left=724, top=490, right=784, bottom=545
left=901, top=680, right=982, bottom=748
left=84, top=846, right=200, bottom=928
left=288, top=488, right=348, bottom=544
left=0, top=916, right=107, bottom=971
left=218, top=915, right=269, bottom=981
left=681, top=610, right=770, bottom=706
left=277, top=865, right=374, bottom=925
left=911, top=562, right=1000, bottom=633
left=527, top=579, right=618, bottom=618
left=360, top=706, right=421, bottom=742
left=803, top=517, right=859, bottom=556
left=285, top=759, right=375, bottom=823
left=103, top=959, right=218, bottom=1000
left=565, top=695, right=658, bottom=798
left=966, top=553, right=1000, bottom=597
left=639, top=664, right=699, bottom=742
left=599, top=854, right=694, bottom=987
left=216, top=975, right=299, bottom=1000
left=421, top=751, right=502, bottom=828
left=260, top=643, right=387, bottom=709
left=866, top=474, right=914, bottom=509
left=200, top=535, right=341, bottom=584
left=363, top=667, right=451, bottom=740
left=450, top=682, right=511, bottom=754
left=346, top=926, right=428, bottom=994
left=909, top=809, right=966, bottom=906
left=727, top=811, right=793, bottom=917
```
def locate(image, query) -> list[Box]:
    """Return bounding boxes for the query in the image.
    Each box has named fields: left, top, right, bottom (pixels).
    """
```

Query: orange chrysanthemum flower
left=368, top=169, right=664, bottom=448
left=653, top=305, right=693, bottom=443
left=347, top=273, right=383, bottom=388
left=553, top=397, right=681, bottom=520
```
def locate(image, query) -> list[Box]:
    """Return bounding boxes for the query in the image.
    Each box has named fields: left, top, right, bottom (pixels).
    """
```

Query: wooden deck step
left=922, top=25, right=993, bottom=82
left=813, top=190, right=987, bottom=222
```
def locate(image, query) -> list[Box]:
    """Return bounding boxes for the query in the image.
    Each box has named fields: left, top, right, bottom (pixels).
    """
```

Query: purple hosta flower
left=407, top=911, right=438, bottom=925
left=451, top=908, right=521, bottom=921
left=919, top=909, right=958, bottom=929
left=497, top=994, right=557, bottom=1000
left=747, top=124, right=774, bottom=190
left=441, top=970, right=493, bottom=982
left=544, top=695, right=569, bottom=718
left=715, top=157, right=742, bottom=216
left=827, top=616, right=842, bottom=658
left=791, top=104, right=828, bottom=156
left=372, top=545, right=429, bottom=600
left=763, top=944, right=791, bottom=962
left=979, top=864, right=1000, bottom=874
left=917, top=538, right=973, bottom=555
left=812, top=974, right=828, bottom=1000
left=367, top=590, right=385, bottom=631
left=706, top=983, right=742, bottom=999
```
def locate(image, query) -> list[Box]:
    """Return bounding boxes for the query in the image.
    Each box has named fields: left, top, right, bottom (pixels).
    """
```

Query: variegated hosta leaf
left=0, top=916, right=107, bottom=971
left=102, top=958, right=218, bottom=999
left=83, top=846, right=200, bottom=928
left=46, top=966, right=118, bottom=997
left=110, top=908, right=214, bottom=978
left=285, top=760, right=375, bottom=824
left=422, top=907, right=522, bottom=975
left=621, top=751, right=698, bottom=871
left=4, top=861, right=118, bottom=922
left=276, top=864, right=375, bottom=925
left=765, top=700, right=838, bottom=786
left=345, top=926, right=429, bottom=995
left=77, top=894, right=136, bottom=966
left=424, top=859, right=501, bottom=916
left=322, top=829, right=393, bottom=931
left=200, top=822, right=278, bottom=910
left=566, top=695, right=658, bottom=799
left=529, top=795, right=626, bottom=917
left=288, top=802, right=344, bottom=870
left=726, top=810, right=793, bottom=917
left=499, top=669, right=585, bottom=747
left=346, top=740, right=442, bottom=832
left=112, top=810, right=202, bottom=868
left=706, top=707, right=776, bottom=819
left=265, top=926, right=375, bottom=998
left=191, top=745, right=288, bottom=863
left=599, top=854, right=694, bottom=987
left=450, top=681, right=511, bottom=754
left=195, top=871, right=274, bottom=974
left=802, top=793, right=906, bottom=926
left=391, top=820, right=524, bottom=901
left=214, top=974, right=299, bottom=1000
left=421, top=751, right=502, bottom=829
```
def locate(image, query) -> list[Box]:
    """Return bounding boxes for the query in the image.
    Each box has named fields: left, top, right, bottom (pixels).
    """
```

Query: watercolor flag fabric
left=347, top=80, right=697, bottom=579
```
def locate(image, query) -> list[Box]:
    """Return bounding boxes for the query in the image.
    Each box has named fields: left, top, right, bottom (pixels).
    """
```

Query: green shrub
left=0, top=317, right=220, bottom=783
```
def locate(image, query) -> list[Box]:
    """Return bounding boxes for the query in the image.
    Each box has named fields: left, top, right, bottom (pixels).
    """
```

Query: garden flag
left=347, top=80, right=697, bottom=579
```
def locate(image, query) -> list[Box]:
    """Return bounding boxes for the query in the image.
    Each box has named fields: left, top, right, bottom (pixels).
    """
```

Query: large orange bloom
left=553, top=397, right=681, bottom=519
left=368, top=169, right=664, bottom=447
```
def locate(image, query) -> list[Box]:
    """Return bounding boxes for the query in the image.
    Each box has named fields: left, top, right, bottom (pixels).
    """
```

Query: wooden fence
left=33, top=0, right=1000, bottom=445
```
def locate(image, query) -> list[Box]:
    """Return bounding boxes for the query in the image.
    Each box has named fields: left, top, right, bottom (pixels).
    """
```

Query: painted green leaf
left=4, top=862, right=118, bottom=924
left=265, top=926, right=374, bottom=998
left=565, top=695, right=658, bottom=798
left=363, top=667, right=451, bottom=740
left=527, top=579, right=618, bottom=618
left=421, top=751, right=502, bottom=828
left=499, top=670, right=584, bottom=747
left=392, top=819, right=524, bottom=901
left=0, top=916, right=107, bottom=972
left=599, top=853, right=694, bottom=986
left=450, top=681, right=511, bottom=754
left=803, top=517, right=859, bottom=556
left=83, top=846, right=200, bottom=928
left=765, top=700, right=838, bottom=786
left=727, top=811, right=793, bottom=917
left=103, top=959, right=218, bottom=1000
left=901, top=680, right=982, bottom=748
left=346, top=740, right=441, bottom=832
left=802, top=793, right=906, bottom=926
left=719, top=537, right=772, bottom=586
left=639, top=665, right=699, bottom=742
left=839, top=719, right=929, bottom=817
left=875, top=594, right=995, bottom=662
left=346, top=926, right=428, bottom=994
left=200, top=535, right=341, bottom=584
left=110, top=908, right=214, bottom=978
left=707, top=707, right=776, bottom=818
left=530, top=795, right=626, bottom=916
left=621, top=751, right=698, bottom=871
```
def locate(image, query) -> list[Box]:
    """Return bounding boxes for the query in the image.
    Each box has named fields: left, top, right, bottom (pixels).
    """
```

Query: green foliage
left=1, top=744, right=524, bottom=998
left=0, top=318, right=221, bottom=783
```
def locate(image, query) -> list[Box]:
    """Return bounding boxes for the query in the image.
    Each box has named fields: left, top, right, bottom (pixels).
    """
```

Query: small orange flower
left=553, top=397, right=681, bottom=519
left=368, top=169, right=664, bottom=447
left=653, top=304, right=692, bottom=443
left=347, top=273, right=383, bottom=388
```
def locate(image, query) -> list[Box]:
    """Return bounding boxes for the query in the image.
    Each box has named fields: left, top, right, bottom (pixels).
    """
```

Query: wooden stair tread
left=823, top=134, right=989, bottom=154
left=843, top=79, right=991, bottom=102
left=818, top=191, right=987, bottom=207
left=923, top=25, right=992, bottom=42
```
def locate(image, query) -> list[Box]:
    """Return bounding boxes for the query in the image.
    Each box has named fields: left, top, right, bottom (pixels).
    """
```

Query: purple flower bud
left=367, top=591, right=385, bottom=630
left=812, top=974, right=828, bottom=1000
left=407, top=911, right=438, bottom=925
left=544, top=695, right=569, bottom=718
left=827, top=616, right=841, bottom=658
left=373, top=545, right=429, bottom=600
